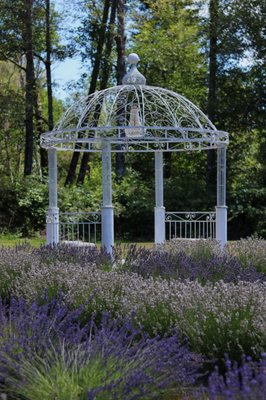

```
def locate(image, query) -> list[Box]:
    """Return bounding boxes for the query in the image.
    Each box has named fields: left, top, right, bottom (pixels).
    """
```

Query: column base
left=215, top=206, right=227, bottom=249
left=101, top=206, right=114, bottom=254
left=154, top=206, right=165, bottom=245
left=46, top=207, right=59, bottom=245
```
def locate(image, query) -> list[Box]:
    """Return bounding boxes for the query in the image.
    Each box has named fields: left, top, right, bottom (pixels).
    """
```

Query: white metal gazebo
left=41, top=53, right=229, bottom=253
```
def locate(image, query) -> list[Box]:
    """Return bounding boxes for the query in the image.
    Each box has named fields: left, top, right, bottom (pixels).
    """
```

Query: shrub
left=226, top=237, right=266, bottom=274
left=158, top=239, right=222, bottom=261
left=36, top=243, right=112, bottom=270
left=0, top=298, right=202, bottom=400
left=207, top=354, right=266, bottom=399
left=114, top=244, right=265, bottom=284
left=1, top=244, right=266, bottom=363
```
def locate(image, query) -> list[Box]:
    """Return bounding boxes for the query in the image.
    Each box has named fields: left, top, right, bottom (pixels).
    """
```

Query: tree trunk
left=206, top=0, right=218, bottom=189
left=45, top=0, right=54, bottom=131
left=24, top=0, right=35, bottom=176
left=34, top=82, right=48, bottom=173
left=77, top=0, right=117, bottom=185
left=164, top=152, right=172, bottom=178
left=65, top=0, right=111, bottom=186
left=4, top=126, right=13, bottom=182
left=115, top=0, right=126, bottom=179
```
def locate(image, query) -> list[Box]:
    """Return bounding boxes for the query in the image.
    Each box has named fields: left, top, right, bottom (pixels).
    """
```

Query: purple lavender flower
left=85, top=314, right=202, bottom=399
left=36, top=243, right=112, bottom=269
left=0, top=298, right=202, bottom=399
left=207, top=354, right=266, bottom=399
left=113, top=244, right=265, bottom=284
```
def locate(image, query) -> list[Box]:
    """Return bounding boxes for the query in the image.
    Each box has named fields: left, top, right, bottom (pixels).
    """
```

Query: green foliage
left=183, top=305, right=263, bottom=366
left=6, top=345, right=134, bottom=400
left=131, top=0, right=206, bottom=105
left=227, top=237, right=266, bottom=275
left=113, top=168, right=154, bottom=240
left=0, top=0, right=62, bottom=61
left=136, top=301, right=176, bottom=337
left=0, top=175, right=48, bottom=236
left=217, top=0, right=265, bottom=67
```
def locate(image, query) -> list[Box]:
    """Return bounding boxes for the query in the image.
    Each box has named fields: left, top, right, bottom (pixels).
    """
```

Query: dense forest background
left=0, top=0, right=265, bottom=240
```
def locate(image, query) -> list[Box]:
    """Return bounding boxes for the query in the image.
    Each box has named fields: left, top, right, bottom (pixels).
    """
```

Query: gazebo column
left=154, top=151, right=165, bottom=244
left=102, top=140, right=114, bottom=254
left=46, top=148, right=59, bottom=245
left=216, top=145, right=227, bottom=248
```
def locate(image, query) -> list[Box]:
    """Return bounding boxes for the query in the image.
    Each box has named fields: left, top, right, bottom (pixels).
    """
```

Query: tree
left=0, top=0, right=62, bottom=176
left=127, top=0, right=207, bottom=189
left=45, top=0, right=54, bottom=131
left=115, top=0, right=126, bottom=179
left=131, top=0, right=206, bottom=102
left=205, top=0, right=266, bottom=236
left=65, top=0, right=112, bottom=186
left=77, top=0, right=118, bottom=185
left=206, top=0, right=218, bottom=190
left=23, top=0, right=36, bottom=175
left=0, top=62, right=25, bottom=180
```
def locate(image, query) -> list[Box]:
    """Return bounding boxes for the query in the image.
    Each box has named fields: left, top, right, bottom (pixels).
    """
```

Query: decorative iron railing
left=165, top=211, right=216, bottom=240
left=59, top=212, right=101, bottom=244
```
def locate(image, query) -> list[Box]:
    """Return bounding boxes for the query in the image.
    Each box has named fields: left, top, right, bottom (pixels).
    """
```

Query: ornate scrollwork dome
left=41, top=54, right=228, bottom=153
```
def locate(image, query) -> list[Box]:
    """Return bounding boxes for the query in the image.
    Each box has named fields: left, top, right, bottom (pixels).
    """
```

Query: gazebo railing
left=165, top=211, right=216, bottom=240
left=59, top=212, right=101, bottom=244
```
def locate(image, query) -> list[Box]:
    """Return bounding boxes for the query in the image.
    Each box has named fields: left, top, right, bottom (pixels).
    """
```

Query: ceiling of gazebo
left=41, top=56, right=228, bottom=153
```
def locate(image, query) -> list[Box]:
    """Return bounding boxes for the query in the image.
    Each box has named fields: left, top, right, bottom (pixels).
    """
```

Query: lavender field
left=0, top=238, right=266, bottom=399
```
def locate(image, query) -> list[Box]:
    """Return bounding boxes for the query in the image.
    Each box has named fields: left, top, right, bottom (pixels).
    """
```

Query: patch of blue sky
left=52, top=0, right=86, bottom=101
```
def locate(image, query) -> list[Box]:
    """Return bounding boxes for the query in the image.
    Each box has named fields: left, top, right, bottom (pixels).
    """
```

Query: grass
left=0, top=234, right=154, bottom=249
left=0, top=234, right=46, bottom=247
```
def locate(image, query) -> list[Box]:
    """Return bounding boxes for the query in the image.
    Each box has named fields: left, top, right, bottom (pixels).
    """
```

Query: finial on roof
left=127, top=53, right=140, bottom=65
left=122, top=53, right=146, bottom=85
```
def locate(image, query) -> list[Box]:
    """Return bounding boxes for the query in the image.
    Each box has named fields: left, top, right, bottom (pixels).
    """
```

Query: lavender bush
left=226, top=237, right=266, bottom=275
left=0, top=244, right=38, bottom=298
left=9, top=260, right=266, bottom=361
left=0, top=242, right=265, bottom=302
left=36, top=243, right=112, bottom=270
left=0, top=244, right=111, bottom=300
left=0, top=298, right=202, bottom=400
left=113, top=244, right=265, bottom=284
left=0, top=242, right=266, bottom=363
left=158, top=239, right=222, bottom=261
left=207, top=354, right=266, bottom=399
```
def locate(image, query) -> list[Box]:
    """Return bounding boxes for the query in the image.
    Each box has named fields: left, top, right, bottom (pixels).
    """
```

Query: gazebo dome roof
left=41, top=56, right=228, bottom=153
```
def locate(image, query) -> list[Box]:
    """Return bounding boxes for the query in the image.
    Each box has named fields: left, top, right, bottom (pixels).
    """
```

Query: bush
left=226, top=237, right=266, bottom=274
left=113, top=243, right=265, bottom=284
left=0, top=298, right=202, bottom=400
left=206, top=354, right=266, bottom=399
left=0, top=243, right=266, bottom=364
left=0, top=176, right=48, bottom=236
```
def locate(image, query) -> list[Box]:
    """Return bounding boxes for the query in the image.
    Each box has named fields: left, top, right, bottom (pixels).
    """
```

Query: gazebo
left=41, top=53, right=229, bottom=253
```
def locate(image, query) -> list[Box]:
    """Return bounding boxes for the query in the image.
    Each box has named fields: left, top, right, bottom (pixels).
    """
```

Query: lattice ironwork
left=43, top=54, right=228, bottom=249
left=165, top=211, right=216, bottom=240
left=59, top=212, right=101, bottom=243
left=41, top=85, right=228, bottom=153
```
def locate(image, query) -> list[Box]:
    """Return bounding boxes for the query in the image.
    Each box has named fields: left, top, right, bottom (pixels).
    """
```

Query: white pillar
left=154, top=151, right=165, bottom=244
left=101, top=141, right=114, bottom=254
left=216, top=146, right=227, bottom=248
left=46, top=148, right=59, bottom=245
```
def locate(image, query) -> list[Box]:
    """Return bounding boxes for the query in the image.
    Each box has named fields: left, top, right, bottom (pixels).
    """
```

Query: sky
left=52, top=0, right=85, bottom=101
left=52, top=58, right=83, bottom=100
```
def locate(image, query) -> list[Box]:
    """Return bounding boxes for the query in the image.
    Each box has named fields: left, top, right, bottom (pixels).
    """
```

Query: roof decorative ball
left=122, top=53, right=146, bottom=85
left=127, top=53, right=140, bottom=65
